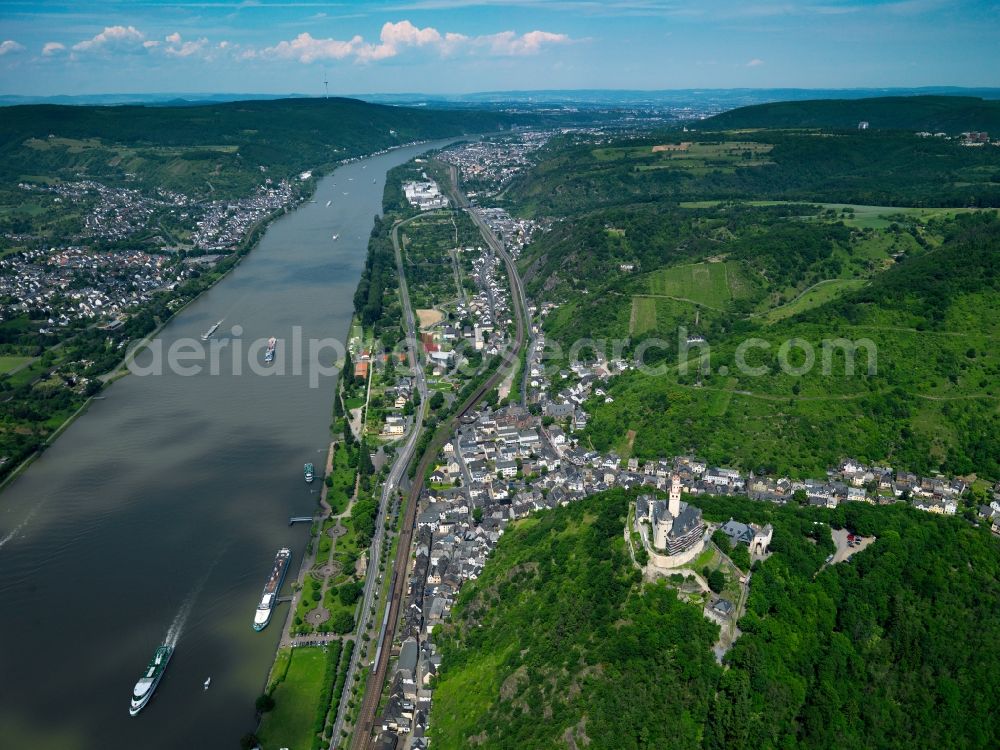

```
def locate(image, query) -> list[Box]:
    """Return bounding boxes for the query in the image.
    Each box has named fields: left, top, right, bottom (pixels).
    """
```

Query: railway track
left=348, top=164, right=528, bottom=749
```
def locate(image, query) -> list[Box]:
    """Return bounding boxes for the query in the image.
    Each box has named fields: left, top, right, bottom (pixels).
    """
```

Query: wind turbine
left=323, top=70, right=329, bottom=99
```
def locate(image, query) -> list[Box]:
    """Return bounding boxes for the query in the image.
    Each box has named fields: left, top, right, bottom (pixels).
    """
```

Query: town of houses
left=376, top=349, right=999, bottom=746
left=370, top=135, right=1000, bottom=749
left=2, top=178, right=296, bottom=330
left=438, top=130, right=552, bottom=200
left=188, top=178, right=294, bottom=251
left=376, top=365, right=996, bottom=745
left=374, top=237, right=515, bottom=438
left=2, top=245, right=173, bottom=330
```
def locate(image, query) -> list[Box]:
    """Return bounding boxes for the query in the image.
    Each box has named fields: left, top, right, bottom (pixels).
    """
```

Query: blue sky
left=0, top=0, right=997, bottom=95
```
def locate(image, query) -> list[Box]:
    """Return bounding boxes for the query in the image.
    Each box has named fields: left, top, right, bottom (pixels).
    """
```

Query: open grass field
left=764, top=279, right=868, bottom=323
left=679, top=200, right=989, bottom=229
left=416, top=308, right=443, bottom=328
left=257, top=646, right=328, bottom=750
left=593, top=141, right=772, bottom=163
left=0, top=356, right=32, bottom=374
left=429, top=640, right=513, bottom=746
left=629, top=296, right=657, bottom=335
left=646, top=261, right=746, bottom=308
left=821, top=204, right=985, bottom=230
left=589, top=141, right=774, bottom=176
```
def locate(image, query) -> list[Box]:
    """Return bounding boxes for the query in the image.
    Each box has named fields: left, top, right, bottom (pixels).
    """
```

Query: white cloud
left=72, top=25, right=145, bottom=53
left=478, top=30, right=571, bottom=56
left=258, top=32, right=364, bottom=63
left=0, top=40, right=26, bottom=56
left=746, top=58, right=765, bottom=66
left=35, top=18, right=571, bottom=69
left=355, top=20, right=445, bottom=62
left=257, top=20, right=572, bottom=65
left=162, top=32, right=209, bottom=58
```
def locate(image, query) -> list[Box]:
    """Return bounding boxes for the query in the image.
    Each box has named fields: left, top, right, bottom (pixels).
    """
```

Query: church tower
left=669, top=473, right=681, bottom=517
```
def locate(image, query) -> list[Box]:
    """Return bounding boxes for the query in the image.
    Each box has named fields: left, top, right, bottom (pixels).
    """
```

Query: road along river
left=0, top=140, right=452, bottom=750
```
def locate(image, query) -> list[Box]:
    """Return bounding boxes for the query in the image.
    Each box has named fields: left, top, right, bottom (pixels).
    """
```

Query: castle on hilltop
left=633, top=474, right=706, bottom=568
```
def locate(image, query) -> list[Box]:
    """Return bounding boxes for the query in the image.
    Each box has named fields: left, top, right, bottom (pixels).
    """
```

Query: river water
left=0, top=141, right=446, bottom=750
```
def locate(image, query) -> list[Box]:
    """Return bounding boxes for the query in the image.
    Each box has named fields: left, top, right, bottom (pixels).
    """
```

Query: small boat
left=325, top=200, right=332, bottom=207
left=264, top=337, right=276, bottom=364
left=201, top=320, right=223, bottom=341
left=203, top=677, right=211, bottom=690
left=304, top=463, right=315, bottom=483
left=332, top=234, right=339, bottom=241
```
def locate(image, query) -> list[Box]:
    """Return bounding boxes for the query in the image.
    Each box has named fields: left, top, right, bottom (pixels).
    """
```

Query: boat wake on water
left=164, top=544, right=228, bottom=647
left=164, top=589, right=196, bottom=649
left=130, top=545, right=229, bottom=716
left=0, top=505, right=41, bottom=551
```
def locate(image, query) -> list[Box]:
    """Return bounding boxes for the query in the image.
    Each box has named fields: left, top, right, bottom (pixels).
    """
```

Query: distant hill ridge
left=0, top=96, right=524, bottom=198
left=703, top=95, right=1000, bottom=133
left=0, top=96, right=510, bottom=147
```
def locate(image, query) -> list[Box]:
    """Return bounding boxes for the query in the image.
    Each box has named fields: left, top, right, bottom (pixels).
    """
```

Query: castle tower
left=669, top=473, right=681, bottom=517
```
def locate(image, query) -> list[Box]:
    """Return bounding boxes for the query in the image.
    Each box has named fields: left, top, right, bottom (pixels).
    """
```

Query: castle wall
left=647, top=537, right=704, bottom=570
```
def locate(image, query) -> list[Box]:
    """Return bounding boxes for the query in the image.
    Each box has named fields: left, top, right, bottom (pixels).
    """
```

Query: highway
left=348, top=163, right=529, bottom=749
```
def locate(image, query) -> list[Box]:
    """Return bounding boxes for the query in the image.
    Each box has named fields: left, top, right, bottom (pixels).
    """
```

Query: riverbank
left=0, top=184, right=314, bottom=495
left=0, top=137, right=458, bottom=497
left=0, top=393, right=98, bottom=496
left=0, top=137, right=479, bottom=750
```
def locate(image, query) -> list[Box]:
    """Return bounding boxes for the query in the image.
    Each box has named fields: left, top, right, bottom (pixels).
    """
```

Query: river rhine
left=0, top=140, right=448, bottom=750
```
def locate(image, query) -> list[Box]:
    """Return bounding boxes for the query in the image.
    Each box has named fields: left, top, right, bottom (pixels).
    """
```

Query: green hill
left=431, top=489, right=721, bottom=750
left=431, top=490, right=1000, bottom=750
left=0, top=97, right=522, bottom=198
left=504, top=131, right=1000, bottom=221
left=702, top=95, right=1000, bottom=133
left=501, top=110, right=1000, bottom=478
left=583, top=213, right=1000, bottom=478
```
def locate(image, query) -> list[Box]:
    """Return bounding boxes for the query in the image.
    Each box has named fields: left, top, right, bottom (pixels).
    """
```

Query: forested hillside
left=430, top=490, right=1000, bottom=749
left=0, top=97, right=522, bottom=198
left=506, top=130, right=1000, bottom=216
left=431, top=489, right=722, bottom=749
left=702, top=94, right=1000, bottom=132
left=582, top=213, right=1000, bottom=478
left=502, top=101, right=1000, bottom=478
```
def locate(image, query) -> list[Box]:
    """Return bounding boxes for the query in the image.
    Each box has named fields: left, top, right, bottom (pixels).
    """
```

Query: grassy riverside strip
left=257, top=646, right=332, bottom=750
